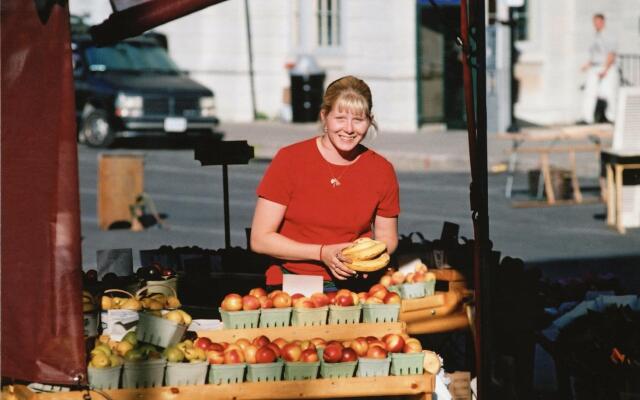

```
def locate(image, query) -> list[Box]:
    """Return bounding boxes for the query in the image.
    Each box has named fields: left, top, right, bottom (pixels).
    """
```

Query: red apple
left=368, top=284, right=388, bottom=300
left=326, top=291, right=337, bottom=305
left=255, top=345, right=277, bottom=364
left=219, top=341, right=229, bottom=350
left=335, top=294, right=354, bottom=307
left=252, top=335, right=271, bottom=348
left=322, top=344, right=343, bottom=363
left=310, top=292, right=330, bottom=308
left=341, top=348, right=358, bottom=362
left=366, top=345, right=388, bottom=359
left=383, top=334, right=405, bottom=353
left=300, top=348, right=319, bottom=363
left=281, top=343, right=302, bottom=362
left=249, top=287, right=268, bottom=298
left=221, top=293, right=243, bottom=311
left=194, top=337, right=212, bottom=350
left=365, top=296, right=384, bottom=304
left=357, top=292, right=369, bottom=302
left=294, top=297, right=315, bottom=309
left=272, top=292, right=292, bottom=308
left=272, top=337, right=288, bottom=349
left=242, top=295, right=261, bottom=310
left=266, top=342, right=281, bottom=358
left=267, top=290, right=283, bottom=299
left=403, top=338, right=423, bottom=353
left=206, top=349, right=225, bottom=364
left=383, top=292, right=401, bottom=304
left=223, top=348, right=245, bottom=364
left=342, top=340, right=352, bottom=348
left=243, top=344, right=258, bottom=364
left=350, top=337, right=369, bottom=357
left=291, top=293, right=305, bottom=301
left=258, top=296, right=274, bottom=309
left=413, top=271, right=426, bottom=283
left=369, top=340, right=386, bottom=349
left=326, top=340, right=343, bottom=349
left=310, top=337, right=326, bottom=349
left=299, top=340, right=316, bottom=351
left=415, top=263, right=428, bottom=273
left=208, top=342, right=225, bottom=352
left=391, top=271, right=405, bottom=285
left=366, top=336, right=379, bottom=344
left=379, top=275, right=392, bottom=287
left=235, top=338, right=251, bottom=351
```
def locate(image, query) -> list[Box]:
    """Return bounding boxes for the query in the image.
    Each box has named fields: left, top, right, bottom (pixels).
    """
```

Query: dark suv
left=71, top=18, right=219, bottom=147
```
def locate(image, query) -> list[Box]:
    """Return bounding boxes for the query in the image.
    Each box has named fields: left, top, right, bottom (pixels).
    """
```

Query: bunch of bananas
left=340, top=238, right=390, bottom=272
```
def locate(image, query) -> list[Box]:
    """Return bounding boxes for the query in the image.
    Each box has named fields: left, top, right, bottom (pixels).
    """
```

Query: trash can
left=289, top=55, right=325, bottom=122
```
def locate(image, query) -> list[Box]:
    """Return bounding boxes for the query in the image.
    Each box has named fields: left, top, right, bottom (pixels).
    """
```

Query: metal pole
left=506, top=7, right=520, bottom=132
left=244, top=0, right=257, bottom=120
left=222, top=164, right=231, bottom=248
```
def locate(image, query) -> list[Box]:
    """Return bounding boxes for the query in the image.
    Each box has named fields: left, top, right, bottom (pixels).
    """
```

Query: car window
left=85, top=41, right=180, bottom=74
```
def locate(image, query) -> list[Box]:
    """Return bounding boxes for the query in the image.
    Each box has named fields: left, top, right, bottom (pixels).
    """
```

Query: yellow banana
left=341, top=238, right=386, bottom=260
left=345, top=252, right=390, bottom=272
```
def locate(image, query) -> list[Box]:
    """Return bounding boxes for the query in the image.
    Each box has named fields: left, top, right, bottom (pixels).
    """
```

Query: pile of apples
left=322, top=333, right=423, bottom=364
left=221, top=288, right=336, bottom=311
left=355, top=285, right=402, bottom=305
left=195, top=335, right=323, bottom=365
left=377, top=263, right=436, bottom=287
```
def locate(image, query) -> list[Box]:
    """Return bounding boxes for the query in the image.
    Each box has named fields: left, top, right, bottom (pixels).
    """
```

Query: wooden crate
left=97, top=153, right=144, bottom=230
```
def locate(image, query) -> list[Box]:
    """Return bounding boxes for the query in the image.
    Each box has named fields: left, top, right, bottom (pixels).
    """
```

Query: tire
left=80, top=109, right=116, bottom=148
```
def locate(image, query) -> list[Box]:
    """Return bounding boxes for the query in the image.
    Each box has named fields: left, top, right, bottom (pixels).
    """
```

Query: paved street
left=78, top=129, right=640, bottom=289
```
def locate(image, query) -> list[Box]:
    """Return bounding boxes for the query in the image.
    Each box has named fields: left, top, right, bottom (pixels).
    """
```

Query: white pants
left=582, top=66, right=620, bottom=123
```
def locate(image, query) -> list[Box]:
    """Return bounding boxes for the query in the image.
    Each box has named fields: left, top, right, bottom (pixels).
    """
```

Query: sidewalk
left=220, top=121, right=605, bottom=176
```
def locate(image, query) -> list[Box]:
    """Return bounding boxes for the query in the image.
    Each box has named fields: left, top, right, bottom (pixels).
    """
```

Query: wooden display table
left=601, top=150, right=640, bottom=233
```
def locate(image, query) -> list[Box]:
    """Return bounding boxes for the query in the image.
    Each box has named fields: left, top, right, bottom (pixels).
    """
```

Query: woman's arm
left=374, top=215, right=399, bottom=254
left=250, top=197, right=355, bottom=279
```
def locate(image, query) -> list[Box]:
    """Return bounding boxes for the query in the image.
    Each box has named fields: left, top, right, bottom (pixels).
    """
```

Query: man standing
left=581, top=13, right=620, bottom=124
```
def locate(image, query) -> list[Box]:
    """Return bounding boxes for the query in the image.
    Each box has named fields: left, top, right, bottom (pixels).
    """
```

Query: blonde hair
left=320, top=76, right=378, bottom=135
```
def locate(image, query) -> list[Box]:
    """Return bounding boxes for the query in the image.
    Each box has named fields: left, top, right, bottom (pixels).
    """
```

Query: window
left=316, top=0, right=341, bottom=48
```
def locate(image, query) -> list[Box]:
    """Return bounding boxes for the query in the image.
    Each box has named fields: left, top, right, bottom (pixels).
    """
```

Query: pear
left=92, top=343, right=112, bottom=357
left=90, top=352, right=110, bottom=368
left=115, top=340, right=134, bottom=357
left=146, top=299, right=164, bottom=311
left=123, top=348, right=144, bottom=363
left=109, top=355, right=124, bottom=367
left=101, top=296, right=112, bottom=310
left=164, top=310, right=184, bottom=324
left=120, top=298, right=142, bottom=311
left=183, top=346, right=200, bottom=361
left=163, top=346, right=185, bottom=363
left=122, top=331, right=138, bottom=346
left=176, top=309, right=192, bottom=325
left=166, top=296, right=181, bottom=309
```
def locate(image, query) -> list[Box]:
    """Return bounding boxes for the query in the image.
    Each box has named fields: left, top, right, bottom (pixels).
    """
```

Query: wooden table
left=497, top=124, right=613, bottom=206
left=601, top=150, right=640, bottom=233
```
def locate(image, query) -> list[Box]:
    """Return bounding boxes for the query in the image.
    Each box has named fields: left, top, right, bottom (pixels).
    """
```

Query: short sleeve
left=256, top=149, right=294, bottom=206
left=376, top=161, right=400, bottom=218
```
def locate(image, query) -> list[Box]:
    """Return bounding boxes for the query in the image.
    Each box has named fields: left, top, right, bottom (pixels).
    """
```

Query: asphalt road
left=78, top=142, right=640, bottom=288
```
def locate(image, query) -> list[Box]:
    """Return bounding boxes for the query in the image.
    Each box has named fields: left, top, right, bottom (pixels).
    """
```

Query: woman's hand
left=320, top=243, right=357, bottom=280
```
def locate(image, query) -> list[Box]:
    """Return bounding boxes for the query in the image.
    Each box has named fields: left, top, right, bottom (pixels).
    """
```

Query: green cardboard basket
left=361, top=303, right=400, bottom=323
left=136, top=312, right=187, bottom=348
left=165, top=361, right=208, bottom=386
left=208, top=363, right=246, bottom=384
left=356, top=357, right=391, bottom=377
left=259, top=307, right=291, bottom=328
left=291, top=306, right=328, bottom=326
left=390, top=352, right=425, bottom=376
left=328, top=305, right=361, bottom=324
left=423, top=280, right=436, bottom=296
left=87, top=365, right=122, bottom=390
left=246, top=360, right=283, bottom=382
left=400, top=282, right=426, bottom=299
left=319, top=360, right=357, bottom=379
left=122, top=358, right=167, bottom=389
left=388, top=285, right=402, bottom=296
left=283, top=361, right=320, bottom=381
left=219, top=308, right=260, bottom=329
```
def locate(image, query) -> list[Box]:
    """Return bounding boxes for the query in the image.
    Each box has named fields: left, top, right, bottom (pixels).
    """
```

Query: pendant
left=330, top=178, right=341, bottom=187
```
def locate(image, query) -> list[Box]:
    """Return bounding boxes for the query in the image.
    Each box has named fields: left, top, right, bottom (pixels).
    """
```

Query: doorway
left=417, top=3, right=465, bottom=129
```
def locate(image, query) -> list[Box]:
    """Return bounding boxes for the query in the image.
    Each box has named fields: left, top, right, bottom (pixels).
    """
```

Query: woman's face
left=322, top=106, right=370, bottom=154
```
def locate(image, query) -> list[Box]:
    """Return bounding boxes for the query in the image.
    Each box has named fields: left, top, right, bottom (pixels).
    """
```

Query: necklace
left=326, top=162, right=352, bottom=188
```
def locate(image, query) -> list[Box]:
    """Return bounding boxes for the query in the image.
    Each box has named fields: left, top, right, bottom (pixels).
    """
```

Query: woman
left=250, top=75, right=399, bottom=291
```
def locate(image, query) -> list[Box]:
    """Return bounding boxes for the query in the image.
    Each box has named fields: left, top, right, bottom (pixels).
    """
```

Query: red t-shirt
left=256, top=137, right=400, bottom=285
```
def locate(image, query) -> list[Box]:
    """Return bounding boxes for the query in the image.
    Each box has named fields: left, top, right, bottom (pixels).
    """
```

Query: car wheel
left=80, top=109, right=115, bottom=148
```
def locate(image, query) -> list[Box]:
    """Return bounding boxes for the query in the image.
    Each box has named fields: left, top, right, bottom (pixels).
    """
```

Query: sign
left=283, top=275, right=323, bottom=298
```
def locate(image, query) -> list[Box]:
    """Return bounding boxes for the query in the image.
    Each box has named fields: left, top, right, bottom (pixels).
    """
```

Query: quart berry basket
left=361, top=303, right=400, bottom=323
left=423, top=280, right=436, bottom=296
left=87, top=365, right=122, bottom=390
left=122, top=358, right=167, bottom=389
left=328, top=305, right=362, bottom=324
left=400, top=282, right=426, bottom=299
left=165, top=361, right=208, bottom=386
left=356, top=357, right=391, bottom=377
left=390, top=352, right=425, bottom=376
left=283, top=361, right=320, bottom=381
left=136, top=312, right=187, bottom=348
left=387, top=285, right=402, bottom=296
left=259, top=307, right=291, bottom=328
left=291, top=306, right=328, bottom=326
left=208, top=363, right=246, bottom=384
left=246, top=360, right=283, bottom=382
left=319, top=360, right=357, bottom=379
left=219, top=308, right=260, bottom=329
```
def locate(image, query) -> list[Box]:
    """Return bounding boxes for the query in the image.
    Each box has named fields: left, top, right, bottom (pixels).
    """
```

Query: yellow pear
left=109, top=355, right=124, bottom=367
left=92, top=343, right=112, bottom=357
left=115, top=340, right=134, bottom=357
left=146, top=299, right=164, bottom=311
left=150, top=293, right=167, bottom=304
left=166, top=296, right=181, bottom=309
left=90, top=352, right=110, bottom=368
left=120, top=298, right=142, bottom=311
left=183, top=346, right=200, bottom=361
left=176, top=309, right=192, bottom=325
left=164, top=310, right=184, bottom=324
left=101, top=296, right=112, bottom=310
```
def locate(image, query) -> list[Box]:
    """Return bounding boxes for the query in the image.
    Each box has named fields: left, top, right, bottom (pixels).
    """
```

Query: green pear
left=91, top=343, right=112, bottom=357
left=137, top=343, right=157, bottom=357
left=109, top=355, right=124, bottom=367
left=122, top=331, right=138, bottom=346
left=90, top=352, right=110, bottom=368
left=123, top=349, right=144, bottom=362
left=163, top=346, right=185, bottom=363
